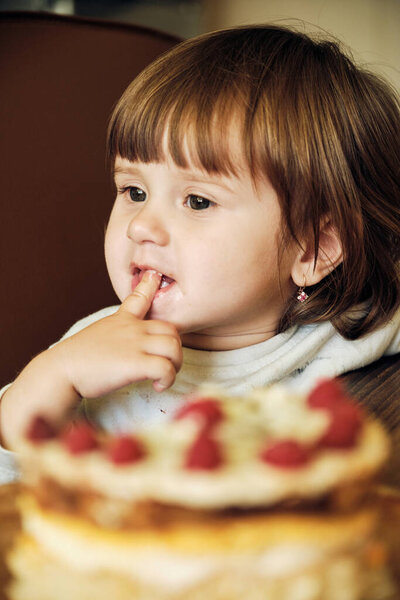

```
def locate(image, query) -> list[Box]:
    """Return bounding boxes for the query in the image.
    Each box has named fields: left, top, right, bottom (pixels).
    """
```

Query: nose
left=126, top=204, right=169, bottom=246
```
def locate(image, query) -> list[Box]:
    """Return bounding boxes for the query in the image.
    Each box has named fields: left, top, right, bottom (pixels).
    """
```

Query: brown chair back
left=0, top=11, right=179, bottom=387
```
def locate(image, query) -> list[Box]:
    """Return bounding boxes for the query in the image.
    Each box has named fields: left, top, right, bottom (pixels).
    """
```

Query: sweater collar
left=182, top=326, right=298, bottom=367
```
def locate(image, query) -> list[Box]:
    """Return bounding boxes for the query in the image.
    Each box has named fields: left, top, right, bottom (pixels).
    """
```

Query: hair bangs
left=108, top=78, right=261, bottom=178
left=107, top=32, right=277, bottom=178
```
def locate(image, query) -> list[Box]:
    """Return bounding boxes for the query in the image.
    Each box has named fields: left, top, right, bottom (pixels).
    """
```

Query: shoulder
left=301, top=304, right=400, bottom=357
left=287, top=306, right=400, bottom=392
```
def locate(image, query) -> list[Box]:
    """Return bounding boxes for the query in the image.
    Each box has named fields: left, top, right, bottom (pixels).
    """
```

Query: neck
left=181, top=328, right=277, bottom=351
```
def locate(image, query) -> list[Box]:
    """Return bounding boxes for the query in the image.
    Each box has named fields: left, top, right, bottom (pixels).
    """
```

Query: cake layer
left=26, top=476, right=370, bottom=530
left=8, top=531, right=396, bottom=600
left=13, top=493, right=392, bottom=599
left=18, top=494, right=379, bottom=553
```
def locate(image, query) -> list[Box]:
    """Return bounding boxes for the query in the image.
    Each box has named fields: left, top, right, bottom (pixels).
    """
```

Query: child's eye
left=186, top=195, right=213, bottom=210
left=119, top=186, right=147, bottom=202
left=128, top=186, right=147, bottom=202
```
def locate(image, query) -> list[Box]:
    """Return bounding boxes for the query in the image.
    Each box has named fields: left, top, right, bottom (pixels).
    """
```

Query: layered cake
left=8, top=380, right=397, bottom=599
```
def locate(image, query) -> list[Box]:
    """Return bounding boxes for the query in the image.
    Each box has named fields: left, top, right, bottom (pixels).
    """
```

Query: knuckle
left=159, top=358, right=175, bottom=379
left=169, top=337, right=181, bottom=354
left=131, top=289, right=149, bottom=301
left=170, top=324, right=180, bottom=337
left=159, top=321, right=178, bottom=336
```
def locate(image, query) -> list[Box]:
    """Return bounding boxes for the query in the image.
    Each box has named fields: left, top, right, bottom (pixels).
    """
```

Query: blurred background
left=1, top=0, right=399, bottom=90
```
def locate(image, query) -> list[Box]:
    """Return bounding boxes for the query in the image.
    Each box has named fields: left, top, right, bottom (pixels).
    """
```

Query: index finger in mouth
left=120, top=270, right=162, bottom=318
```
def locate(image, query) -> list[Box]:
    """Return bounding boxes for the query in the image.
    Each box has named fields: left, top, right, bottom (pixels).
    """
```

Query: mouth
left=131, top=266, right=176, bottom=292
left=159, top=273, right=175, bottom=289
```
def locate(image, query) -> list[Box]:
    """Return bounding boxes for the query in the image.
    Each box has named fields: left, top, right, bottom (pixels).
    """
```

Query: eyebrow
left=113, top=166, right=139, bottom=176
left=185, top=175, right=235, bottom=194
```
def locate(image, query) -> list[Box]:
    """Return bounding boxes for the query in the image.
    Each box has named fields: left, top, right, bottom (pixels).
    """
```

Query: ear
left=291, top=218, right=343, bottom=287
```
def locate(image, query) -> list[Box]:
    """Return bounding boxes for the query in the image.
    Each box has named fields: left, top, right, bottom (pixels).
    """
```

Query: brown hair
left=107, top=25, right=400, bottom=339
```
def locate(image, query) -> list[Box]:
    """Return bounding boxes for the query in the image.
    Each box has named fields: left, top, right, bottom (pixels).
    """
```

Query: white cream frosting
left=18, top=385, right=390, bottom=509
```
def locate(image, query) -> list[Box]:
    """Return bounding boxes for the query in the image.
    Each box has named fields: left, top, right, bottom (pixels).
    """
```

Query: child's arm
left=0, top=270, right=182, bottom=449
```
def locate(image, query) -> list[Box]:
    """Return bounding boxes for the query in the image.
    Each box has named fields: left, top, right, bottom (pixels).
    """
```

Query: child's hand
left=0, top=270, right=182, bottom=447
left=56, top=270, right=182, bottom=397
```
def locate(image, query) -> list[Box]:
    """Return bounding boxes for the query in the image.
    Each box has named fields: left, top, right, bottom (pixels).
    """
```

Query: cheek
left=182, top=239, right=258, bottom=300
left=104, top=221, right=127, bottom=292
left=104, top=226, right=116, bottom=273
left=210, top=228, right=282, bottom=298
left=181, top=238, right=226, bottom=285
left=216, top=225, right=277, bottom=275
left=105, top=214, right=125, bottom=260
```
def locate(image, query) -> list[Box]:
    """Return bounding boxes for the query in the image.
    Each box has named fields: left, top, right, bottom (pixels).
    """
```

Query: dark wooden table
left=0, top=353, right=399, bottom=598
left=341, top=353, right=400, bottom=489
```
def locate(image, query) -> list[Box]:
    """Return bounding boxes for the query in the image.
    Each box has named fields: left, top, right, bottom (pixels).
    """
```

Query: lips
left=131, top=265, right=175, bottom=291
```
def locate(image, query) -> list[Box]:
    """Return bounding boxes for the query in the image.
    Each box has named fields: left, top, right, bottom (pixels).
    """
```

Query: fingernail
left=154, top=381, right=167, bottom=392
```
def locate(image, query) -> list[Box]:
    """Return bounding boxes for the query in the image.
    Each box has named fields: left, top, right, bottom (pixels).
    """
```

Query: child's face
left=105, top=155, right=297, bottom=349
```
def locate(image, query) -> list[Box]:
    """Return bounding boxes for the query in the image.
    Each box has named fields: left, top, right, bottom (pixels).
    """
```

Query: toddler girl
left=1, top=24, right=399, bottom=483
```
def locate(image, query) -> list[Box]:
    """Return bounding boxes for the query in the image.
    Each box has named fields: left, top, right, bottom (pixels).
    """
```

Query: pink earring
left=296, top=276, right=309, bottom=303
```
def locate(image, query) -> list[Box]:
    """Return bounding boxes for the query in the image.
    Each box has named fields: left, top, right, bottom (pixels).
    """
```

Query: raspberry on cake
left=8, top=381, right=397, bottom=600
